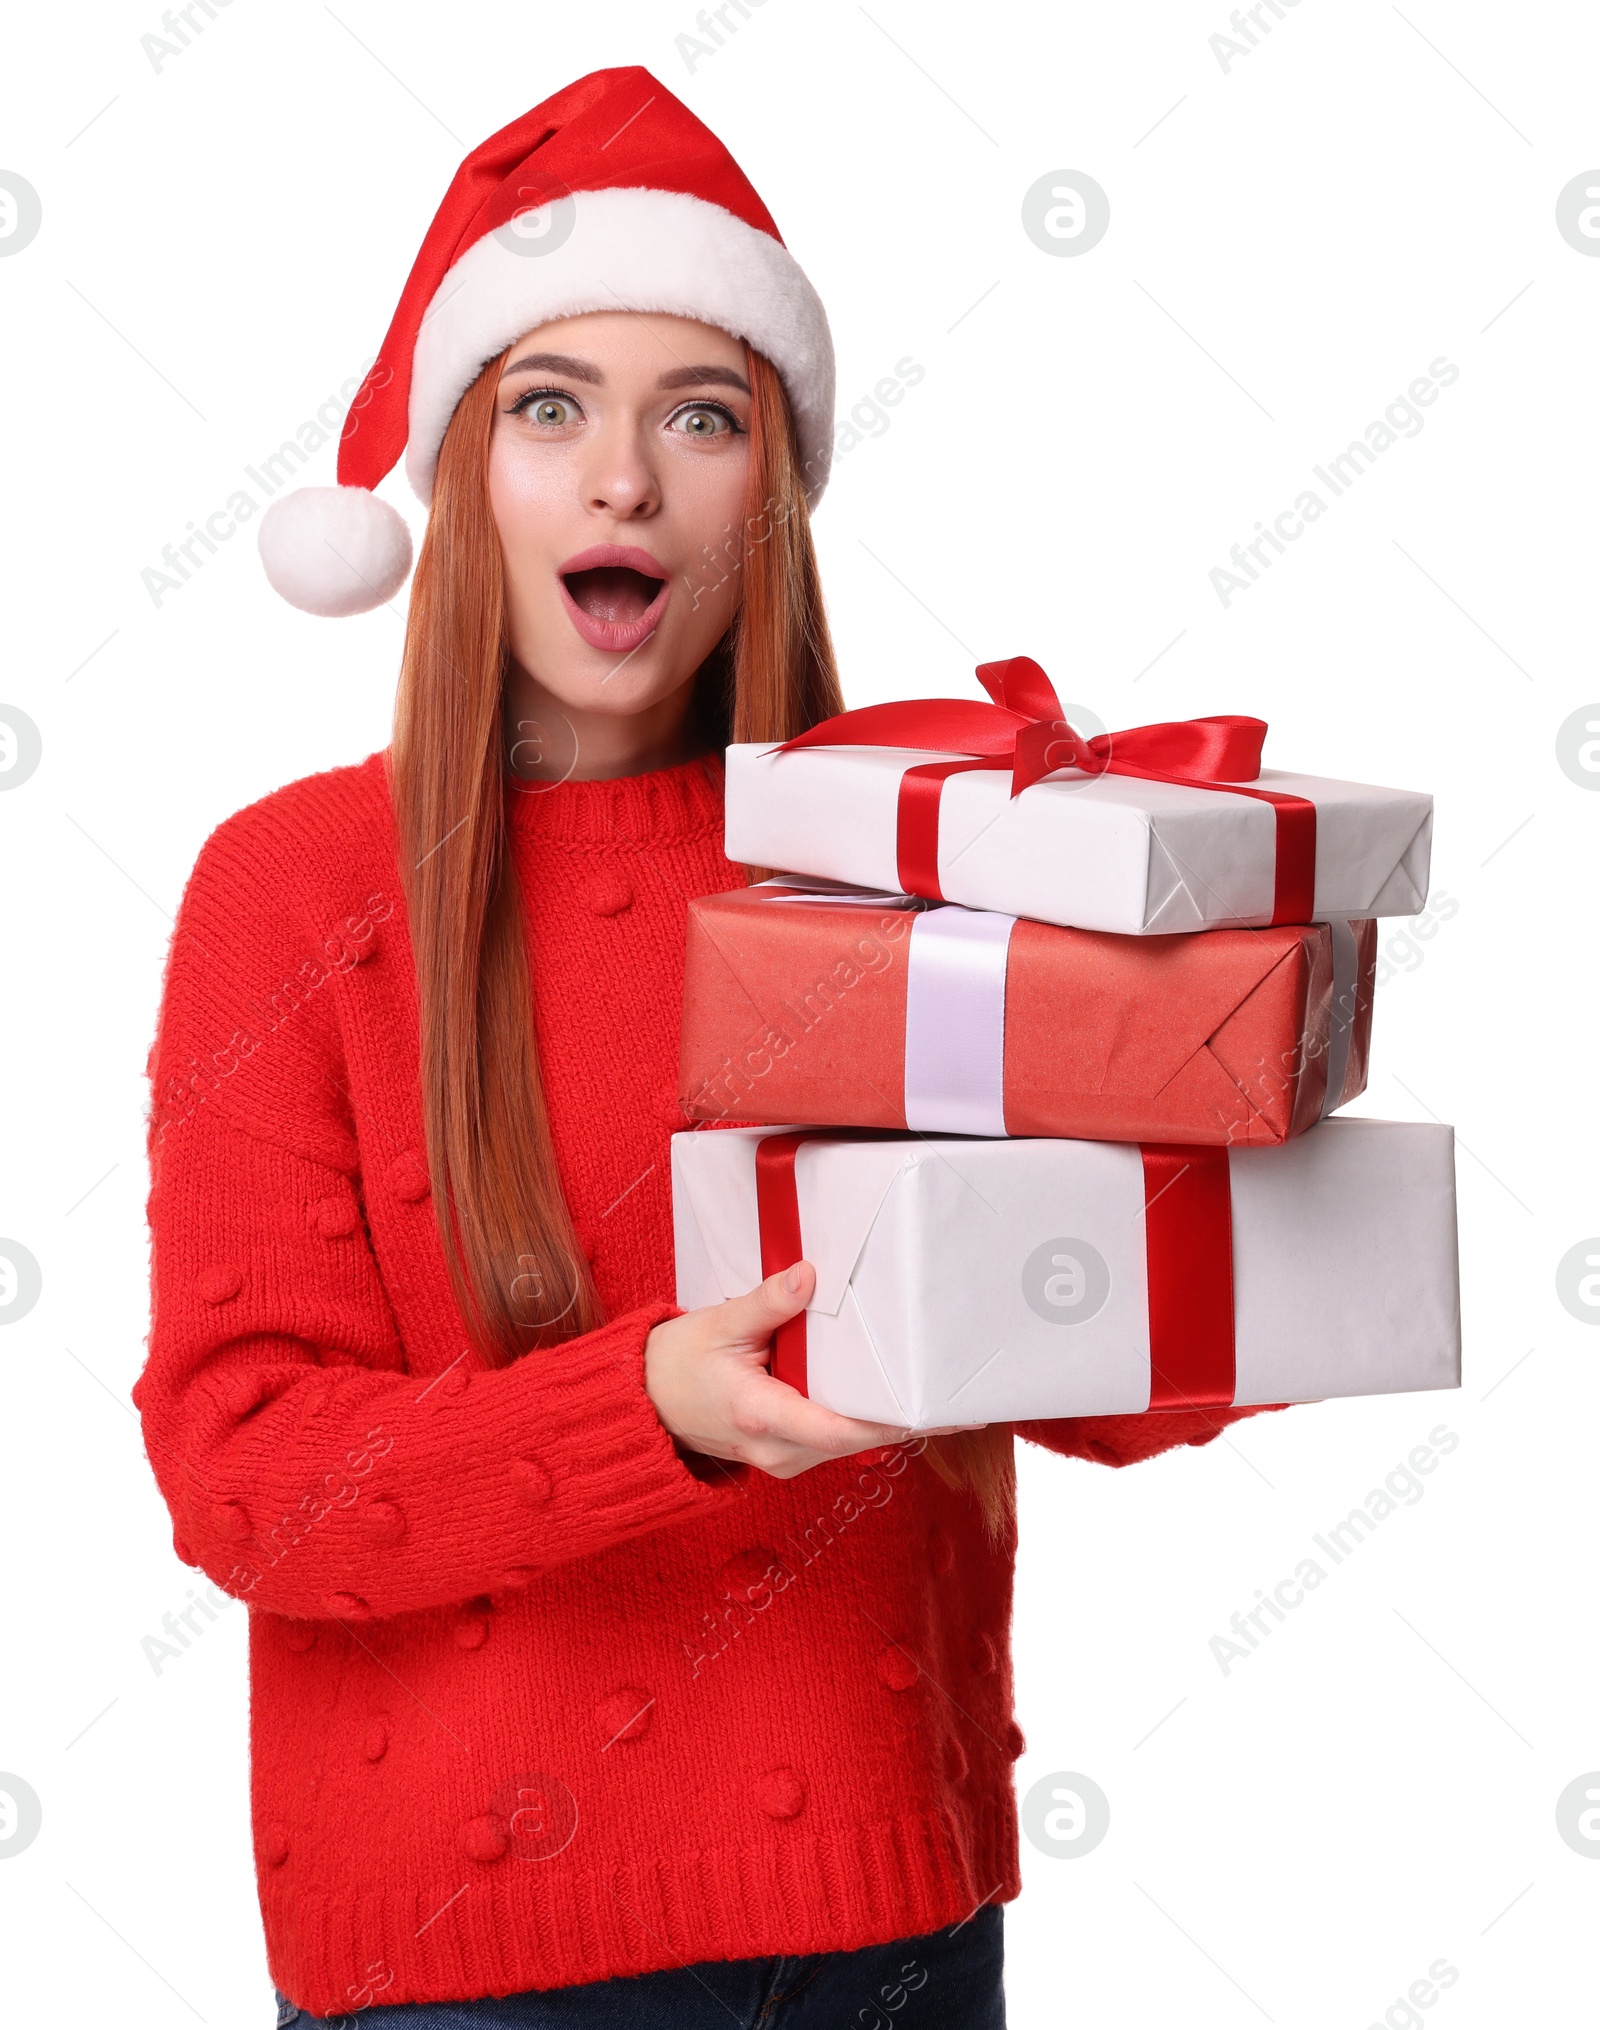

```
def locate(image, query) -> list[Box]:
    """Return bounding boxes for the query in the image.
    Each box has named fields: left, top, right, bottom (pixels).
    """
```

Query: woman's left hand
left=644, top=1261, right=982, bottom=1478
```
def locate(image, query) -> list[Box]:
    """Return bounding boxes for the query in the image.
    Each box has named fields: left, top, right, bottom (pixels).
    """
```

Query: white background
left=2, top=1, right=1596, bottom=2024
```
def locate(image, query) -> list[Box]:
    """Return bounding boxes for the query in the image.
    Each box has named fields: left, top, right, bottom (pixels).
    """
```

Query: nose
left=579, top=415, right=660, bottom=521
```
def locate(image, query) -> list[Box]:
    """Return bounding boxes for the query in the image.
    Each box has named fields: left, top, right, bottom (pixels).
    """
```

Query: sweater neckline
left=502, top=747, right=725, bottom=847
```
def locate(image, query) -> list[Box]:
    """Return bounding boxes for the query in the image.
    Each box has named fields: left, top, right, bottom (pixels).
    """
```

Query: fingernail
left=782, top=1266, right=802, bottom=1294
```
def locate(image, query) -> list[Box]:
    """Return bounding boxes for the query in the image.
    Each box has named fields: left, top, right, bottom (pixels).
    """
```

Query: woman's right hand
left=644, top=1262, right=922, bottom=1479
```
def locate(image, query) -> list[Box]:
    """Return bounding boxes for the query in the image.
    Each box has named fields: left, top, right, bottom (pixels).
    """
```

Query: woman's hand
left=645, top=1262, right=981, bottom=1479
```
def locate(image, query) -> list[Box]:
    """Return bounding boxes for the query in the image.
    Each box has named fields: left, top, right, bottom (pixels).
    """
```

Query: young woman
left=133, top=67, right=1271, bottom=2029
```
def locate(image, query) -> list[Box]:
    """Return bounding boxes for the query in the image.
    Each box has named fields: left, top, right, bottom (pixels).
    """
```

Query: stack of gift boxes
left=671, top=657, right=1461, bottom=1430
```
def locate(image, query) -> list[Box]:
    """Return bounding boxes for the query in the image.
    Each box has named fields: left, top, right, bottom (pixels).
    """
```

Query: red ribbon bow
left=778, top=656, right=1316, bottom=925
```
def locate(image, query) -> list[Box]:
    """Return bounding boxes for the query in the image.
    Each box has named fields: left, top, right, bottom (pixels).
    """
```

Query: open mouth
left=560, top=565, right=666, bottom=626
left=556, top=546, right=671, bottom=653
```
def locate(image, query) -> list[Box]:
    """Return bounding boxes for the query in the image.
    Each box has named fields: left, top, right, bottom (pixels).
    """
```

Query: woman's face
left=487, top=310, right=751, bottom=734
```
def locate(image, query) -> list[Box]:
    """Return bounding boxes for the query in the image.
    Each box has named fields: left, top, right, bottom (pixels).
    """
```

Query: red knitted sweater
left=133, top=748, right=1267, bottom=2017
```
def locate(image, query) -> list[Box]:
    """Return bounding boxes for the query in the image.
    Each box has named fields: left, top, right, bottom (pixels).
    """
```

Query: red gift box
left=680, top=882, right=1374, bottom=1147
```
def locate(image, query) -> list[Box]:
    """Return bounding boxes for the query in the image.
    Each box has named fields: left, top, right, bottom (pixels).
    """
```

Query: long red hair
left=391, top=341, right=1014, bottom=1530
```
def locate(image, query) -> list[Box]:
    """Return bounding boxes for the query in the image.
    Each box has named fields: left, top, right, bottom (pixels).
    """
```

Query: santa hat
left=258, top=66, right=835, bottom=618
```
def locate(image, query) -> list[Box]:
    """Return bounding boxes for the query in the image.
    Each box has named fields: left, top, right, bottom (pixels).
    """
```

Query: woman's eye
left=670, top=403, right=740, bottom=438
left=513, top=391, right=581, bottom=427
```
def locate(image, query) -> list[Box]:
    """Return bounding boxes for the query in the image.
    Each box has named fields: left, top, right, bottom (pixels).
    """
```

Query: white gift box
left=723, top=741, right=1434, bottom=935
left=672, top=1119, right=1461, bottom=1428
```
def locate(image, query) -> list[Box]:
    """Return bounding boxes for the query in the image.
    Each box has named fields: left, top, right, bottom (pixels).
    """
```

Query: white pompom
left=257, top=485, right=414, bottom=617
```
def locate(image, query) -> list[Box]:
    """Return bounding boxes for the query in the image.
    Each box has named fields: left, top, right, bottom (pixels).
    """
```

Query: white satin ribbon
left=903, top=907, right=1016, bottom=1136
left=1320, top=918, right=1360, bottom=1118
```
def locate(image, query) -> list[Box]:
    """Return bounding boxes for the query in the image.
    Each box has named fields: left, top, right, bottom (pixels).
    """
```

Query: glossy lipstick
left=557, top=543, right=670, bottom=654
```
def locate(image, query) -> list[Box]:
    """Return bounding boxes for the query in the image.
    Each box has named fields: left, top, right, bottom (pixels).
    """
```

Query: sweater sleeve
left=132, top=792, right=741, bottom=1624
left=1014, top=1403, right=1287, bottom=1468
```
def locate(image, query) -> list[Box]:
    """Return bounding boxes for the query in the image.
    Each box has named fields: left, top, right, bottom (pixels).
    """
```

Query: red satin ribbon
left=779, top=656, right=1316, bottom=926
left=753, top=1132, right=1237, bottom=1410
left=754, top=1131, right=822, bottom=1394
left=1139, top=1145, right=1237, bottom=1410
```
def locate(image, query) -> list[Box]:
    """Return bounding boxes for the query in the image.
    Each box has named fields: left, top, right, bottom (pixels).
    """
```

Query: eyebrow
left=501, top=351, right=603, bottom=384
left=657, top=364, right=751, bottom=394
left=499, top=350, right=750, bottom=395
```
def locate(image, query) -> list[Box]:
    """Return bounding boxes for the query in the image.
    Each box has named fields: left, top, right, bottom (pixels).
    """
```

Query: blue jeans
left=273, top=1904, right=1003, bottom=2027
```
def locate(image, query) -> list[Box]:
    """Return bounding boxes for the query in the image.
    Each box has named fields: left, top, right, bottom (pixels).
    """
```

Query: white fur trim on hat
left=405, top=186, right=835, bottom=506
left=257, top=486, right=414, bottom=618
